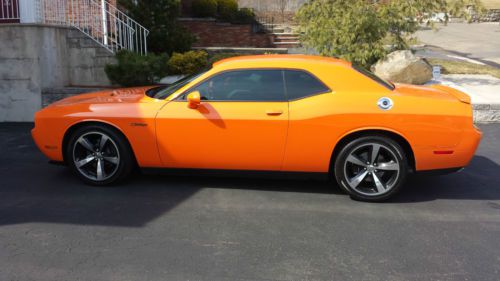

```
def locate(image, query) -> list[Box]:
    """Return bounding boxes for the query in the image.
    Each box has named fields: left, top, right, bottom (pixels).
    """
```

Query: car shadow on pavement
left=1, top=123, right=499, bottom=227
left=0, top=167, right=338, bottom=228
left=389, top=155, right=500, bottom=203
left=0, top=168, right=199, bottom=227
left=2, top=155, right=498, bottom=228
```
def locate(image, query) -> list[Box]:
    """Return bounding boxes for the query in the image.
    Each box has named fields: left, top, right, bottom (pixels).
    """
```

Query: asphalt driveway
left=416, top=22, right=500, bottom=66
left=1, top=123, right=500, bottom=281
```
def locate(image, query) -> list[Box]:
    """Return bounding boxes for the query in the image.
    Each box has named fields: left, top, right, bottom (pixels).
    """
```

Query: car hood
left=394, top=83, right=471, bottom=104
left=49, top=87, right=156, bottom=107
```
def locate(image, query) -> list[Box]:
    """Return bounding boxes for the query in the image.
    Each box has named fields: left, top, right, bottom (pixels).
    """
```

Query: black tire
left=334, top=135, right=408, bottom=202
left=66, top=124, right=135, bottom=186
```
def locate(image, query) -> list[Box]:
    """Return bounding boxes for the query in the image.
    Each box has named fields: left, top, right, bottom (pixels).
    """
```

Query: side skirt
left=414, top=167, right=464, bottom=176
left=140, top=168, right=330, bottom=181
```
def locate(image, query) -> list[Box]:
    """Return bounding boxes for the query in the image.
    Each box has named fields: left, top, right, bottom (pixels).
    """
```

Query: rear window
left=353, top=64, right=395, bottom=90
left=284, top=70, right=330, bottom=100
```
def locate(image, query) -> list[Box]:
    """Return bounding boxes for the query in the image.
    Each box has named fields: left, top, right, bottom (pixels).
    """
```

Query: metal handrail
left=37, top=0, right=149, bottom=54
left=253, top=15, right=274, bottom=34
left=0, top=0, right=20, bottom=21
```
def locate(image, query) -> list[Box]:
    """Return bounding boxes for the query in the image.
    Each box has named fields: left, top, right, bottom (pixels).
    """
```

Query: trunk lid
left=394, top=83, right=471, bottom=104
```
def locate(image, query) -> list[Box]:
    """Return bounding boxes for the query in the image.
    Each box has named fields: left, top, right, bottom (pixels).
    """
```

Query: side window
left=284, top=70, right=330, bottom=100
left=187, top=70, right=286, bottom=101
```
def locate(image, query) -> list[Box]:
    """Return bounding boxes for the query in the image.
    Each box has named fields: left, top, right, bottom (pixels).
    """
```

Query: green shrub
left=192, top=0, right=217, bottom=18
left=105, top=50, right=169, bottom=87
left=231, top=8, right=255, bottom=24
left=168, top=50, right=209, bottom=75
left=216, top=0, right=238, bottom=22
left=296, top=0, right=485, bottom=68
left=119, top=0, right=195, bottom=54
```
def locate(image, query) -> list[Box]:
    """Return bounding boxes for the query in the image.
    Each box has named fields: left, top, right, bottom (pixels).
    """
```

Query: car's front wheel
left=66, top=124, right=134, bottom=185
left=334, top=136, right=408, bottom=202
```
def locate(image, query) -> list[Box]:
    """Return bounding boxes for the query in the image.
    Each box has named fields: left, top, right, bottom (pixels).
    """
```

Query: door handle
left=266, top=110, right=283, bottom=116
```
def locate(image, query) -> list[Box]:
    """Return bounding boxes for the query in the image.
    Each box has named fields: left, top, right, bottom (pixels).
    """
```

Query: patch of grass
left=481, top=0, right=500, bottom=9
left=427, top=58, right=500, bottom=79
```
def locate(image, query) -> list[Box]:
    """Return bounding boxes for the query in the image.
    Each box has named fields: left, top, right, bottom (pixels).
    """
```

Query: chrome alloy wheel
left=343, top=143, right=400, bottom=196
left=72, top=132, right=120, bottom=182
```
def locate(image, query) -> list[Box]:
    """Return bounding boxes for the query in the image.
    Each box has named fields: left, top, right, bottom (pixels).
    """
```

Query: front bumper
left=31, top=126, right=64, bottom=162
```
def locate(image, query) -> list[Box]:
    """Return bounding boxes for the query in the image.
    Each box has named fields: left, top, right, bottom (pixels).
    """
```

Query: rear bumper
left=415, top=125, right=482, bottom=171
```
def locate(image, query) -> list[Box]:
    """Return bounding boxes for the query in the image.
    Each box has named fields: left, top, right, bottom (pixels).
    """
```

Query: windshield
left=352, top=64, right=395, bottom=90
left=148, top=68, right=210, bottom=99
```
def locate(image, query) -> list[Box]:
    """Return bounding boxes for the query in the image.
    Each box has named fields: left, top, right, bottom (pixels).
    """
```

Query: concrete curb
left=473, top=104, right=500, bottom=123
left=425, top=77, right=500, bottom=124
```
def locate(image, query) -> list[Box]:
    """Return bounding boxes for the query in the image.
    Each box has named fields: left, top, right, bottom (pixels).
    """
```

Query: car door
left=155, top=69, right=289, bottom=171
left=280, top=69, right=335, bottom=172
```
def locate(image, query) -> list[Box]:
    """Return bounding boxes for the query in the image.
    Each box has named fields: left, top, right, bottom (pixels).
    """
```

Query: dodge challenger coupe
left=32, top=55, right=482, bottom=201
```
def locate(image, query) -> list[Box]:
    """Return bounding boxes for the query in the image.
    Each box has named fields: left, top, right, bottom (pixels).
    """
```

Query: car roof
left=212, top=54, right=352, bottom=69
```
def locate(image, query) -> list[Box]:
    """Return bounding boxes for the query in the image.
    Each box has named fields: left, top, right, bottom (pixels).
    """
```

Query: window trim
left=352, top=64, right=395, bottom=91
left=149, top=68, right=211, bottom=100
left=174, top=68, right=332, bottom=102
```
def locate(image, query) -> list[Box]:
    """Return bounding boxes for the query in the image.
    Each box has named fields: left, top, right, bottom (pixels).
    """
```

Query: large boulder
left=371, top=50, right=433, bottom=85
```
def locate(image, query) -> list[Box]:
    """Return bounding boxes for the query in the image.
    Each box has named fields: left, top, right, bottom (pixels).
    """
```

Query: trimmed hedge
left=105, top=51, right=279, bottom=87
left=191, top=0, right=255, bottom=24
left=192, top=0, right=217, bottom=18
left=232, top=8, right=255, bottom=24
left=216, top=0, right=238, bottom=22
left=168, top=50, right=209, bottom=75
left=105, top=50, right=169, bottom=87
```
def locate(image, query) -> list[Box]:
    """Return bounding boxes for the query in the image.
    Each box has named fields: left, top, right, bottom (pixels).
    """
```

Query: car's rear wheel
left=66, top=124, right=134, bottom=185
left=334, top=136, right=408, bottom=202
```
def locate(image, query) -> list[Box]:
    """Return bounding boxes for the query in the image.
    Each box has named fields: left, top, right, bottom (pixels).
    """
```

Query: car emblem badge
left=377, top=97, right=393, bottom=110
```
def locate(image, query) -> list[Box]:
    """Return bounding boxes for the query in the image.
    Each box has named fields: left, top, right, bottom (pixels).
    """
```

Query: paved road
left=1, top=123, right=500, bottom=281
left=416, top=22, right=500, bottom=66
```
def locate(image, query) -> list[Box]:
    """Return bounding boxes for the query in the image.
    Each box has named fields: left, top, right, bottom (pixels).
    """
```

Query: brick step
left=274, top=35, right=299, bottom=39
left=260, top=25, right=285, bottom=33
left=272, top=42, right=302, bottom=48
left=193, top=46, right=289, bottom=54
left=273, top=39, right=300, bottom=44
left=273, top=37, right=300, bottom=43
left=272, top=32, right=299, bottom=36
left=270, top=28, right=286, bottom=33
left=261, top=23, right=299, bottom=30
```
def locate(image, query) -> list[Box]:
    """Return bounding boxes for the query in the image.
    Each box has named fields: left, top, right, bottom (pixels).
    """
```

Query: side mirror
left=187, top=91, right=201, bottom=109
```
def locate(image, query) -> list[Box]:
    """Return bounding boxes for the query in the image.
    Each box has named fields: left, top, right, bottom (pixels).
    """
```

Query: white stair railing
left=37, top=0, right=149, bottom=54
left=0, top=0, right=21, bottom=22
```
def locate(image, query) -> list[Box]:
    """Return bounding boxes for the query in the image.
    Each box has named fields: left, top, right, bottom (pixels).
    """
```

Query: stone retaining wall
left=0, top=24, right=115, bottom=121
left=473, top=104, right=500, bottom=123
left=41, top=87, right=107, bottom=108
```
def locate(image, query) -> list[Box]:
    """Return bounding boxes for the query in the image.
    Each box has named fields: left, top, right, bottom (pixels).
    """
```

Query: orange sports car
left=32, top=55, right=482, bottom=201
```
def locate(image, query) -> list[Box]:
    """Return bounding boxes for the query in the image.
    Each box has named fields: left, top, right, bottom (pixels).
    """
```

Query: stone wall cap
left=194, top=47, right=288, bottom=51
left=0, top=23, right=73, bottom=29
left=178, top=17, right=216, bottom=22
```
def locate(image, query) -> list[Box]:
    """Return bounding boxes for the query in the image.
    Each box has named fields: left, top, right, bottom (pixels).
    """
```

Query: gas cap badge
left=377, top=97, right=393, bottom=110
